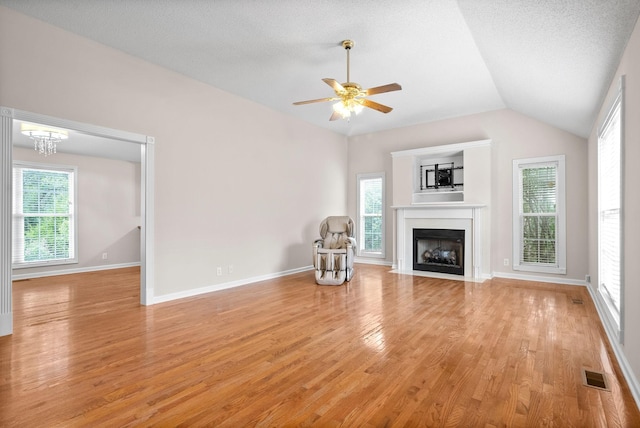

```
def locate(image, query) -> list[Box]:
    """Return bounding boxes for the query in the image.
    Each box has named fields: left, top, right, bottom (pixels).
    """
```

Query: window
left=598, top=78, right=624, bottom=338
left=512, top=155, right=566, bottom=274
left=357, top=173, right=385, bottom=258
left=12, top=162, right=77, bottom=268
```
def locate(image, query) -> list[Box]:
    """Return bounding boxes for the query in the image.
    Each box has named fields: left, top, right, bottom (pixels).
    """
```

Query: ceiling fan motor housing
left=338, top=82, right=364, bottom=99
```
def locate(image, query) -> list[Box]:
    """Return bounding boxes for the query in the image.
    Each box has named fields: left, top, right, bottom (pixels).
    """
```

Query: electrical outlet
left=585, top=274, right=591, bottom=284
left=228, top=265, right=233, bottom=274
left=503, top=258, right=509, bottom=266
left=216, top=267, right=222, bottom=276
left=102, top=252, right=108, bottom=260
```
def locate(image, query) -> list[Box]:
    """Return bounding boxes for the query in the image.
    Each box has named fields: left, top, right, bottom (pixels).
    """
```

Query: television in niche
left=437, top=168, right=452, bottom=186
left=420, top=162, right=463, bottom=190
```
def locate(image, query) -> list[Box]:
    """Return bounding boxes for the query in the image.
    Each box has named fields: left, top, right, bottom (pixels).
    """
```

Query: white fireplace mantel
left=393, top=204, right=485, bottom=279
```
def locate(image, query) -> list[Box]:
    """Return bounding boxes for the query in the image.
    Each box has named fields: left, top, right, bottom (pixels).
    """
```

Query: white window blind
left=512, top=156, right=566, bottom=274
left=357, top=173, right=385, bottom=258
left=12, top=162, right=77, bottom=268
left=520, top=164, right=557, bottom=264
left=598, top=92, right=622, bottom=325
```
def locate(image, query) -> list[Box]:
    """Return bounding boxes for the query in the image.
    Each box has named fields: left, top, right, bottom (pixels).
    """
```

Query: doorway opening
left=0, top=107, right=155, bottom=336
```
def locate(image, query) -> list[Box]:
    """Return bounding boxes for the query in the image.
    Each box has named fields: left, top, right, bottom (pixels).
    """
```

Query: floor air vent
left=582, top=369, right=609, bottom=391
left=571, top=297, right=584, bottom=304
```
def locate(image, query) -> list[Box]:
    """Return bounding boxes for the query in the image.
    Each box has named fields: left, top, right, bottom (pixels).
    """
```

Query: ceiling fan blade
left=293, top=97, right=337, bottom=105
left=329, top=110, right=342, bottom=121
left=364, top=83, right=402, bottom=96
left=322, top=78, right=346, bottom=93
left=362, top=99, right=393, bottom=113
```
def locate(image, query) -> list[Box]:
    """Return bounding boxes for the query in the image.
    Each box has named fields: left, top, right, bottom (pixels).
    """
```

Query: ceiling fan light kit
left=293, top=39, right=402, bottom=121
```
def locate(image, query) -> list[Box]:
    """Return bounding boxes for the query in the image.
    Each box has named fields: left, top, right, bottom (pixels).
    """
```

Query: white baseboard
left=586, top=283, right=640, bottom=410
left=491, top=270, right=585, bottom=286
left=390, top=269, right=487, bottom=283
left=12, top=262, right=141, bottom=281
left=0, top=312, right=12, bottom=336
left=354, top=257, right=393, bottom=267
left=153, top=265, right=314, bottom=304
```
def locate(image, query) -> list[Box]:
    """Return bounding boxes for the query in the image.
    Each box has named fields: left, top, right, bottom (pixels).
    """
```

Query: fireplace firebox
left=413, top=228, right=465, bottom=275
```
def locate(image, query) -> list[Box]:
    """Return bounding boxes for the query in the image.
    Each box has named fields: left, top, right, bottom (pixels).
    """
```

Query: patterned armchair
left=313, top=216, right=356, bottom=285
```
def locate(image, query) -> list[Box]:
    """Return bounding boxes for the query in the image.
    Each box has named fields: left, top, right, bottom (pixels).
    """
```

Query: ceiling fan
left=293, top=40, right=402, bottom=121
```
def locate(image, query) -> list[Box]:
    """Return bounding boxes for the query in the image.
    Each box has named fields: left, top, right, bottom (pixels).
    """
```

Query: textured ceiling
left=1, top=0, right=639, bottom=139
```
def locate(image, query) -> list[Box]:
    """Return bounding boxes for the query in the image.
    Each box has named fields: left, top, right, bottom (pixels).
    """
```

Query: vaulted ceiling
left=2, top=0, right=639, bottom=138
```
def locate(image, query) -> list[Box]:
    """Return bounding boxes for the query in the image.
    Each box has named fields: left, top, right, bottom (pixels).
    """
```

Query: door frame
left=0, top=107, right=155, bottom=336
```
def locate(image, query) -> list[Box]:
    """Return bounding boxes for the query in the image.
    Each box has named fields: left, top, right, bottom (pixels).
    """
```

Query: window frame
left=12, top=160, right=78, bottom=269
left=597, top=76, right=625, bottom=342
left=512, top=155, right=566, bottom=274
left=356, top=172, right=385, bottom=259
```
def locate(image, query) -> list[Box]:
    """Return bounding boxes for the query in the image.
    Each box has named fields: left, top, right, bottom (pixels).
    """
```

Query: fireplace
left=413, top=228, right=465, bottom=275
left=394, top=205, right=483, bottom=279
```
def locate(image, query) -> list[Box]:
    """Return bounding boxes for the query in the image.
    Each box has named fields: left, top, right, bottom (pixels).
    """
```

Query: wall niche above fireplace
left=391, top=139, right=491, bottom=206
left=415, top=152, right=464, bottom=203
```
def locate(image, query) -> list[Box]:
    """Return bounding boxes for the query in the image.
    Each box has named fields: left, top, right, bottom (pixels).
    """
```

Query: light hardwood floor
left=1, top=265, right=639, bottom=426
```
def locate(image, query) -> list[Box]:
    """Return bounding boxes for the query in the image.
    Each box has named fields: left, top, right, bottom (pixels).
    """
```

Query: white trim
left=354, top=257, right=393, bottom=266
left=0, top=107, right=155, bottom=337
left=356, top=172, right=386, bottom=259
left=153, top=266, right=313, bottom=304
left=0, top=312, right=11, bottom=336
left=140, top=138, right=155, bottom=305
left=586, top=282, right=640, bottom=409
left=619, top=76, right=626, bottom=343
left=596, top=75, right=625, bottom=343
left=14, top=110, right=148, bottom=144
left=12, top=262, right=141, bottom=281
left=512, top=155, right=566, bottom=275
left=391, top=139, right=491, bottom=158
left=390, top=269, right=488, bottom=283
left=0, top=109, right=14, bottom=337
left=492, top=271, right=584, bottom=286
left=392, top=203, right=485, bottom=209
left=598, top=76, right=625, bottom=136
left=11, top=160, right=79, bottom=268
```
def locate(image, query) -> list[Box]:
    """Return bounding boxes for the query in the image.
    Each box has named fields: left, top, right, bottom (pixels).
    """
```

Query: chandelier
left=21, top=123, right=69, bottom=156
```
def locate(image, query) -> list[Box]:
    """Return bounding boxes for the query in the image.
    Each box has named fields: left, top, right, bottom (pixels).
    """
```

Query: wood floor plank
left=1, top=265, right=639, bottom=426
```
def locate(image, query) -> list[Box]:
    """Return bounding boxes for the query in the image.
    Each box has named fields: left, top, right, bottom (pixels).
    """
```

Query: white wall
left=12, top=147, right=141, bottom=277
left=588, top=16, right=640, bottom=392
left=0, top=6, right=590, bottom=292
left=348, top=108, right=588, bottom=283
left=0, top=7, right=347, bottom=298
